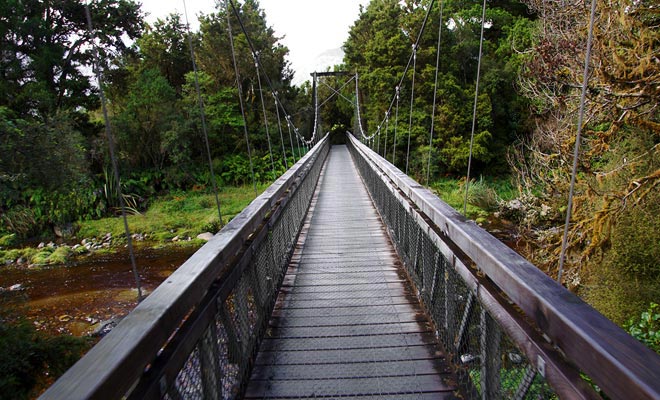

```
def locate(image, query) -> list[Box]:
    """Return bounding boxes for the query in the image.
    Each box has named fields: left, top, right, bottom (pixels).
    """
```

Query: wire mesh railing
left=40, top=135, right=329, bottom=400
left=347, top=133, right=660, bottom=400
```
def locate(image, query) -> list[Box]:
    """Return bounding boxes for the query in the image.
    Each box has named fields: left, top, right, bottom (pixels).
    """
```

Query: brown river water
left=0, top=218, right=523, bottom=338
left=0, top=247, right=197, bottom=336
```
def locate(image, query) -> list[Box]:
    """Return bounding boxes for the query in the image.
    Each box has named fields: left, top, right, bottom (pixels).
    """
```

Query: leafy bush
left=0, top=294, right=91, bottom=399
left=465, top=177, right=500, bottom=212
left=626, top=302, right=660, bottom=354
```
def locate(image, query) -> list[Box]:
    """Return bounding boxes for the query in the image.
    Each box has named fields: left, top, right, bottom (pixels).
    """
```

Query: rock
left=54, top=223, right=75, bottom=238
left=47, top=241, right=56, bottom=248
left=81, top=238, right=89, bottom=245
left=58, top=314, right=73, bottom=322
left=102, top=242, right=110, bottom=248
left=9, top=284, right=23, bottom=291
left=197, top=232, right=214, bottom=241
left=72, top=244, right=81, bottom=250
left=38, top=242, right=46, bottom=249
left=131, top=233, right=145, bottom=241
left=172, top=235, right=180, bottom=242
left=16, top=257, right=26, bottom=265
left=91, top=317, right=122, bottom=337
left=540, top=203, right=552, bottom=218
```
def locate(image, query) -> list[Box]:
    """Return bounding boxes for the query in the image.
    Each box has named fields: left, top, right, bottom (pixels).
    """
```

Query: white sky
left=139, top=0, right=369, bottom=84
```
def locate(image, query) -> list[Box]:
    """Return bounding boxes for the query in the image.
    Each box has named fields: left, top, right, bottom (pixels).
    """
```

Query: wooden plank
left=258, top=331, right=439, bottom=352
left=276, top=295, right=415, bottom=309
left=267, top=312, right=427, bottom=328
left=245, top=375, right=454, bottom=398
left=248, top=394, right=458, bottom=400
left=246, top=146, right=457, bottom=399
left=274, top=287, right=412, bottom=301
left=271, top=303, right=417, bottom=318
left=250, top=358, right=451, bottom=380
left=255, top=344, right=442, bottom=365
left=267, top=321, right=433, bottom=338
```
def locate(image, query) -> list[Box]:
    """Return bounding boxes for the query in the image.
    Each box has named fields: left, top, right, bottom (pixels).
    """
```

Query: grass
left=430, top=176, right=517, bottom=222
left=77, top=184, right=268, bottom=246
left=0, top=184, right=267, bottom=266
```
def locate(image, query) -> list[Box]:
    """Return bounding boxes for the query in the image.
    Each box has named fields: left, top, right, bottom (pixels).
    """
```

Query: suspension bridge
left=40, top=134, right=660, bottom=400
left=38, top=0, right=660, bottom=399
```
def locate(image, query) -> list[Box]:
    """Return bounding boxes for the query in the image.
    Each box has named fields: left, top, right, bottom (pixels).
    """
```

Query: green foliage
left=0, top=234, right=16, bottom=248
left=344, top=0, right=533, bottom=178
left=0, top=0, right=142, bottom=119
left=113, top=68, right=179, bottom=171
left=77, top=185, right=267, bottom=244
left=468, top=366, right=556, bottom=398
left=430, top=175, right=515, bottom=218
left=626, top=303, right=660, bottom=354
left=607, top=185, right=660, bottom=279
left=465, top=177, right=500, bottom=211
left=0, top=295, right=91, bottom=399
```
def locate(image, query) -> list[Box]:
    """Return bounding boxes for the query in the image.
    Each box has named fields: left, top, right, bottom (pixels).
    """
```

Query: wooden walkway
left=245, top=145, right=458, bottom=399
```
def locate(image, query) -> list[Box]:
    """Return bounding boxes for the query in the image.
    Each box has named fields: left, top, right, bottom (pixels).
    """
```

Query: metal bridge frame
left=347, top=133, right=660, bottom=400
left=41, top=133, right=660, bottom=399
left=41, top=136, right=331, bottom=399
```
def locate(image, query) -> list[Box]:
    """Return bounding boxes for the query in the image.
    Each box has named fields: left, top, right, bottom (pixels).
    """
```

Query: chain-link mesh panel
left=348, top=140, right=560, bottom=400
left=152, top=141, right=329, bottom=399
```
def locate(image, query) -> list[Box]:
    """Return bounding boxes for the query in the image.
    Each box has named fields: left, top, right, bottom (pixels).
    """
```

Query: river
left=0, top=217, right=523, bottom=338
left=0, top=247, right=197, bottom=336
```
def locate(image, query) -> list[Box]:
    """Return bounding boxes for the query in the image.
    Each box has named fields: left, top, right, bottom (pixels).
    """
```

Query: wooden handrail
left=348, top=134, right=660, bottom=400
left=40, top=136, right=329, bottom=400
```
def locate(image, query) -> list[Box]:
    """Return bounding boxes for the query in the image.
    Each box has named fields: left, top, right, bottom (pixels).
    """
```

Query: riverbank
left=0, top=184, right=266, bottom=269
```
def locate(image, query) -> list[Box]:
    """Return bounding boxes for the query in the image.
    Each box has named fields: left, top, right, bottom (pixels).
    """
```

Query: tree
left=197, top=0, right=294, bottom=154
left=343, top=0, right=533, bottom=178
left=0, top=0, right=143, bottom=120
left=500, top=0, right=660, bottom=326
left=0, top=0, right=142, bottom=235
left=137, top=13, right=192, bottom=94
left=113, top=69, right=179, bottom=171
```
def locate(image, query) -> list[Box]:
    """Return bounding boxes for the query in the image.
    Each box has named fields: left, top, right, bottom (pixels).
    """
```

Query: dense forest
left=0, top=0, right=307, bottom=241
left=337, top=0, right=658, bottom=338
left=0, top=0, right=658, bottom=395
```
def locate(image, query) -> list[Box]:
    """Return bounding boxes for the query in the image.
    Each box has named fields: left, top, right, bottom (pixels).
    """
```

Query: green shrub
left=30, top=249, right=53, bottom=266
left=465, top=177, right=500, bottom=211
left=0, top=234, right=17, bottom=248
left=46, top=247, right=73, bottom=265
left=0, top=295, right=91, bottom=399
left=626, top=302, right=660, bottom=354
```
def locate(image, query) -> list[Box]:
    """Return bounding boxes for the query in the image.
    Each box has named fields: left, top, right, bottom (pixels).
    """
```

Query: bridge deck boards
left=245, top=145, right=458, bottom=399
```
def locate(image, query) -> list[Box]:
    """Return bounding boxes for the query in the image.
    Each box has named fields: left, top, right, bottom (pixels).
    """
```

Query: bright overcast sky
left=139, top=0, right=369, bottom=84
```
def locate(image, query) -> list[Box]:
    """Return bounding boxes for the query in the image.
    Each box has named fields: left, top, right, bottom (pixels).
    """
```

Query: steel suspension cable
left=273, top=92, right=288, bottom=169
left=286, top=115, right=302, bottom=160
left=254, top=56, right=276, bottom=177
left=405, top=44, right=418, bottom=175
left=558, top=0, right=598, bottom=284
left=355, top=73, right=367, bottom=141
left=225, top=0, right=257, bottom=197
left=227, top=0, right=308, bottom=148
left=463, top=0, right=487, bottom=216
left=384, top=111, right=390, bottom=157
left=183, top=0, right=224, bottom=227
left=392, top=86, right=401, bottom=164
left=85, top=4, right=142, bottom=302
left=318, top=76, right=355, bottom=108
left=426, top=0, right=445, bottom=186
left=369, top=0, right=436, bottom=143
left=377, top=118, right=381, bottom=154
